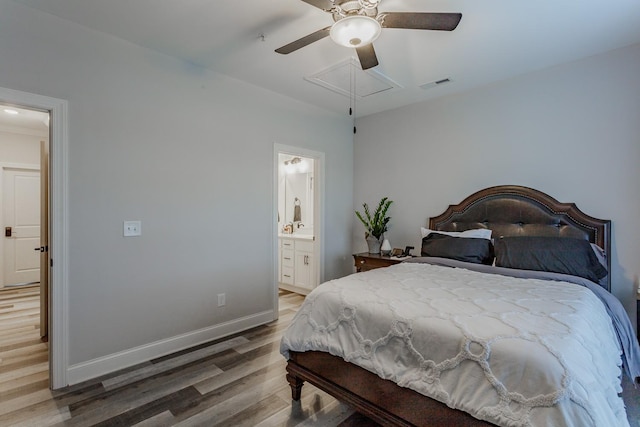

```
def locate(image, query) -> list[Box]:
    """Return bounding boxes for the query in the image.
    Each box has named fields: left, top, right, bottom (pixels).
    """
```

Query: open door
left=40, top=139, right=49, bottom=341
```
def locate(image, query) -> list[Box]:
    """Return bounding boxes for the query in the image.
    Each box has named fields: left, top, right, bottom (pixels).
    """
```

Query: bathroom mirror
left=278, top=155, right=314, bottom=231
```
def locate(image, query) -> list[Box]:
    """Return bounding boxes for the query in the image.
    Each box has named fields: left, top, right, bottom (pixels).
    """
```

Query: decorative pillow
left=591, top=243, right=607, bottom=271
left=420, top=227, right=492, bottom=240
left=421, top=233, right=494, bottom=265
left=494, top=236, right=608, bottom=283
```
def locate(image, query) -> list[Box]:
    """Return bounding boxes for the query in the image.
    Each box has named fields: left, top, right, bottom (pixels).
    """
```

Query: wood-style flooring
left=0, top=287, right=379, bottom=426
left=1, top=286, right=638, bottom=426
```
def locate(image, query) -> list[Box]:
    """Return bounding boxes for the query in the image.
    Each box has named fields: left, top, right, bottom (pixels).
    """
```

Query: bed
left=280, top=185, right=638, bottom=426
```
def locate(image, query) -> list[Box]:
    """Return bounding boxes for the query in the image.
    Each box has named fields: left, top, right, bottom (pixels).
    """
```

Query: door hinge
left=50, top=259, right=53, bottom=267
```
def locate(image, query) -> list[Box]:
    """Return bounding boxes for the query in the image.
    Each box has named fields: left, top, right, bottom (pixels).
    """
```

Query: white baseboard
left=67, top=309, right=275, bottom=386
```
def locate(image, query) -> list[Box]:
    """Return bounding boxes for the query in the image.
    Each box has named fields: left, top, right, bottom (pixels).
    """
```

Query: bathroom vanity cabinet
left=279, top=236, right=316, bottom=295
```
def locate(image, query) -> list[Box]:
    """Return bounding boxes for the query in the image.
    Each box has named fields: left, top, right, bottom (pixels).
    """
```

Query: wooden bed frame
left=285, top=185, right=612, bottom=426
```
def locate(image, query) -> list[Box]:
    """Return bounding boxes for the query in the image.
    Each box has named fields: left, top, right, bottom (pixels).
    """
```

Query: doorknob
left=34, top=246, right=47, bottom=252
left=5, top=227, right=11, bottom=237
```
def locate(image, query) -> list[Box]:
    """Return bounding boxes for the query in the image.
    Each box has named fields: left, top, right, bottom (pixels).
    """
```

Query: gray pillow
left=494, top=236, right=608, bottom=283
left=421, top=233, right=494, bottom=265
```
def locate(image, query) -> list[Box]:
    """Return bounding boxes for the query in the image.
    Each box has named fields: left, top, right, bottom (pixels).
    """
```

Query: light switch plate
left=123, top=220, right=142, bottom=237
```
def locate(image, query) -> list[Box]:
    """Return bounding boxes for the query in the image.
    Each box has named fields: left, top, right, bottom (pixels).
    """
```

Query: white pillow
left=421, top=227, right=492, bottom=240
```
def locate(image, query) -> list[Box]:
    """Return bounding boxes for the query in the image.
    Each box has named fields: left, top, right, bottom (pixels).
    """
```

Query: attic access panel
left=304, top=58, right=401, bottom=98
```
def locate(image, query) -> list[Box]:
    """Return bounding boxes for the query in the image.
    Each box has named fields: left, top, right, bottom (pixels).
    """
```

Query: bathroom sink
left=279, top=232, right=314, bottom=240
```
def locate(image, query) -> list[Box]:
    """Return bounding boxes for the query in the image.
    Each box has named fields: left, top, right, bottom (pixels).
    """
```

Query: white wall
left=0, top=1, right=353, bottom=381
left=354, top=43, right=640, bottom=322
left=0, top=128, right=42, bottom=164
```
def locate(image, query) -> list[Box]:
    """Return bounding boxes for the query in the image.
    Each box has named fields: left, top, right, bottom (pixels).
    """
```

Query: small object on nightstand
left=388, top=247, right=414, bottom=261
left=390, top=248, right=404, bottom=257
left=381, top=239, right=392, bottom=256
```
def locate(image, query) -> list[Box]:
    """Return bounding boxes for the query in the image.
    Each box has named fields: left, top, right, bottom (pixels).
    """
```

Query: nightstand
left=353, top=252, right=404, bottom=272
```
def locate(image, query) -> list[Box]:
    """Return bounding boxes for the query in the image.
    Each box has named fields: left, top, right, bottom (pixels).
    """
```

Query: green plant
left=355, top=197, right=393, bottom=240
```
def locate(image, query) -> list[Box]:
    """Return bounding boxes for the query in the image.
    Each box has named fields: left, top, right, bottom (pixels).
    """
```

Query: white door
left=40, top=141, right=50, bottom=340
left=294, top=251, right=313, bottom=290
left=3, top=168, right=40, bottom=285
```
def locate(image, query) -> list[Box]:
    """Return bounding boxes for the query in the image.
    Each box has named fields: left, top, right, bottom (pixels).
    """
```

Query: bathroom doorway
left=273, top=145, right=324, bottom=310
left=279, top=154, right=314, bottom=238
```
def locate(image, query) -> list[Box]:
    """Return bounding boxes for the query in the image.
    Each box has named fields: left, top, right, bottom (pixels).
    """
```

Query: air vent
left=420, top=78, right=452, bottom=90
left=305, top=58, right=402, bottom=98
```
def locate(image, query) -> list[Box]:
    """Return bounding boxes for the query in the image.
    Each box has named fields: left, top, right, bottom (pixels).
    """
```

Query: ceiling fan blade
left=379, top=12, right=462, bottom=31
left=356, top=44, right=379, bottom=70
left=299, top=0, right=334, bottom=11
left=275, top=27, right=332, bottom=54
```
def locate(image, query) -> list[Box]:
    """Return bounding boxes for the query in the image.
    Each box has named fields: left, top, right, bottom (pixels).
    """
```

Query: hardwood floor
left=0, top=285, right=49, bottom=416
left=0, top=288, right=379, bottom=426
left=1, top=286, right=638, bottom=426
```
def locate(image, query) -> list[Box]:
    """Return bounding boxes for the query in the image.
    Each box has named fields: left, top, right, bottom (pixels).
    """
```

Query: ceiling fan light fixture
left=330, top=15, right=381, bottom=48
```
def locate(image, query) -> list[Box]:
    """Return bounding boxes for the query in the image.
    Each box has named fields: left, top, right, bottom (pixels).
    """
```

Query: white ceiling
left=0, top=104, right=49, bottom=134
left=11, top=0, right=640, bottom=117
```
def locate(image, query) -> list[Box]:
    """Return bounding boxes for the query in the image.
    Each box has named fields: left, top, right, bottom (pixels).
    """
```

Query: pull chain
left=350, top=61, right=357, bottom=134
left=349, top=60, right=353, bottom=118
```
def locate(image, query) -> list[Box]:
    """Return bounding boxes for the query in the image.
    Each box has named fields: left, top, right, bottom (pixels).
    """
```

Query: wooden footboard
left=286, top=351, right=494, bottom=427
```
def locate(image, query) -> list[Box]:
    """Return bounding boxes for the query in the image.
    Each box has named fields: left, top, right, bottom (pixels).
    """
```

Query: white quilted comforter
left=280, top=262, right=629, bottom=427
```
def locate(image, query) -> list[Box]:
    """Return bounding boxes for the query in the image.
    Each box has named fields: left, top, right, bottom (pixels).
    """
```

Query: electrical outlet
left=123, top=220, right=142, bottom=237
left=217, top=293, right=226, bottom=307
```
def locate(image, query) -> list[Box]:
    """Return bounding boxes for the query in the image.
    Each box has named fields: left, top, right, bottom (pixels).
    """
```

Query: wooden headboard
left=429, top=185, right=612, bottom=291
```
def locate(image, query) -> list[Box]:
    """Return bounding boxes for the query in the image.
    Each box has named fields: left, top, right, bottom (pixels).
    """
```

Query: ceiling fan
left=275, top=0, right=462, bottom=70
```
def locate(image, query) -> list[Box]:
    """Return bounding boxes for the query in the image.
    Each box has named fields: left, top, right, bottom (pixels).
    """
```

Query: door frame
left=0, top=86, right=69, bottom=389
left=273, top=144, right=325, bottom=312
left=0, top=163, right=40, bottom=286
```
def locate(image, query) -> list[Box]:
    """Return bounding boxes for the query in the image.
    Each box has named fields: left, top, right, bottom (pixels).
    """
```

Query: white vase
left=381, top=238, right=392, bottom=256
